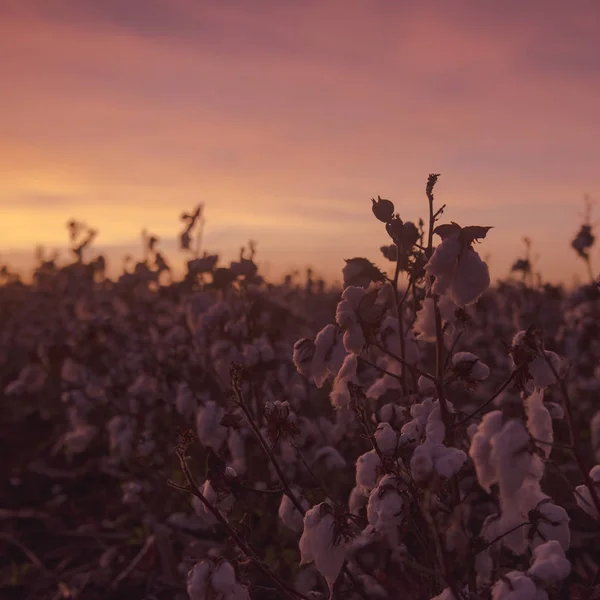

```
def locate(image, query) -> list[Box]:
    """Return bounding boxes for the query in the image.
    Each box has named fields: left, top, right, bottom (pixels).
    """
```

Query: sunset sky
left=1, top=0, right=599, bottom=285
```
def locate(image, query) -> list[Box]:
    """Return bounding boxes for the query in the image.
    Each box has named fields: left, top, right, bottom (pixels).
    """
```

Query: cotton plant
left=299, top=502, right=351, bottom=596
left=187, top=559, right=250, bottom=600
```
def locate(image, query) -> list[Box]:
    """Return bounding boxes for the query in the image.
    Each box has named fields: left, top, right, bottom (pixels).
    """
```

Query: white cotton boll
left=418, top=376, right=437, bottom=396
left=366, top=374, right=402, bottom=399
left=426, top=235, right=461, bottom=295
left=211, top=560, right=237, bottom=596
left=356, top=450, right=382, bottom=494
left=335, top=287, right=367, bottom=354
left=591, top=411, right=600, bottom=461
left=528, top=540, right=571, bottom=585
left=227, top=584, right=251, bottom=600
left=531, top=502, right=570, bottom=551
left=491, top=571, right=538, bottom=600
left=349, top=486, right=368, bottom=516
left=343, top=324, right=366, bottom=355
left=311, top=325, right=340, bottom=387
left=433, top=445, right=467, bottom=479
left=490, top=419, right=532, bottom=500
left=299, top=504, right=346, bottom=596
left=374, top=422, right=398, bottom=455
left=481, top=512, right=525, bottom=555
left=366, top=475, right=405, bottom=544
left=329, top=353, right=357, bottom=408
left=279, top=489, right=310, bottom=532
left=315, top=446, right=347, bottom=470
left=525, top=388, right=553, bottom=459
left=450, top=247, right=490, bottom=307
left=413, top=297, right=437, bottom=342
left=426, top=405, right=446, bottom=443
left=187, top=561, right=211, bottom=600
left=410, top=443, right=434, bottom=481
left=378, top=403, right=404, bottom=428
left=196, top=401, right=227, bottom=450
left=574, top=465, right=600, bottom=518
left=528, top=351, right=562, bottom=388
left=400, top=419, right=422, bottom=444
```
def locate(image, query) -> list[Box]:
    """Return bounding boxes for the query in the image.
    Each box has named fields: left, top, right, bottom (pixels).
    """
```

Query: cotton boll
left=366, top=373, right=402, bottom=400
left=378, top=403, right=404, bottom=428
left=426, top=235, right=461, bottom=297
left=490, top=419, right=532, bottom=501
left=410, top=443, right=434, bottom=482
left=356, top=450, right=382, bottom=494
left=279, top=489, right=310, bottom=532
left=491, top=571, right=538, bottom=600
left=574, top=465, right=600, bottom=518
left=211, top=561, right=237, bottom=596
left=432, top=445, right=467, bottom=479
left=374, top=422, right=398, bottom=455
left=528, top=540, right=571, bottom=585
left=418, top=375, right=437, bottom=396
left=366, top=475, right=405, bottom=545
left=299, top=504, right=347, bottom=596
left=187, top=561, right=211, bottom=600
left=315, top=446, right=347, bottom=470
left=349, top=486, right=368, bottom=516
left=531, top=502, right=570, bottom=551
left=528, top=351, right=562, bottom=388
left=329, top=353, right=357, bottom=408
left=450, top=247, right=490, bottom=306
left=524, top=388, right=553, bottom=459
left=293, top=338, right=315, bottom=379
left=413, top=297, right=437, bottom=342
left=311, top=325, right=336, bottom=386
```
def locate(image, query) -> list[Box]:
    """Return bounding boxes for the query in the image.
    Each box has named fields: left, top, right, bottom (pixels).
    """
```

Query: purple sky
left=1, top=0, right=599, bottom=284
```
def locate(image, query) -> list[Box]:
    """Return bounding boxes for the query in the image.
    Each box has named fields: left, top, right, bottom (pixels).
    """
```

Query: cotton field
left=1, top=176, right=599, bottom=600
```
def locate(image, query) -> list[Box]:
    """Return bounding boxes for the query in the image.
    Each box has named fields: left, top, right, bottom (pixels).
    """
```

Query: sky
left=0, top=0, right=599, bottom=285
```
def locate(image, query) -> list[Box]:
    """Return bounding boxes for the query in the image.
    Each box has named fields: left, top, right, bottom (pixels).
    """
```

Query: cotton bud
left=574, top=465, right=600, bottom=518
left=374, top=422, right=398, bottom=455
left=371, top=196, right=395, bottom=222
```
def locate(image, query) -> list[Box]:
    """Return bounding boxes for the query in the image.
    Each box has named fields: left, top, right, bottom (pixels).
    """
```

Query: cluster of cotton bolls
left=2, top=183, right=600, bottom=600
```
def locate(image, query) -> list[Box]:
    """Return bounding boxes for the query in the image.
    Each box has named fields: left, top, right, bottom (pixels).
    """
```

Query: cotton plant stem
left=539, top=345, right=600, bottom=517
left=231, top=367, right=367, bottom=600
left=173, top=449, right=302, bottom=600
